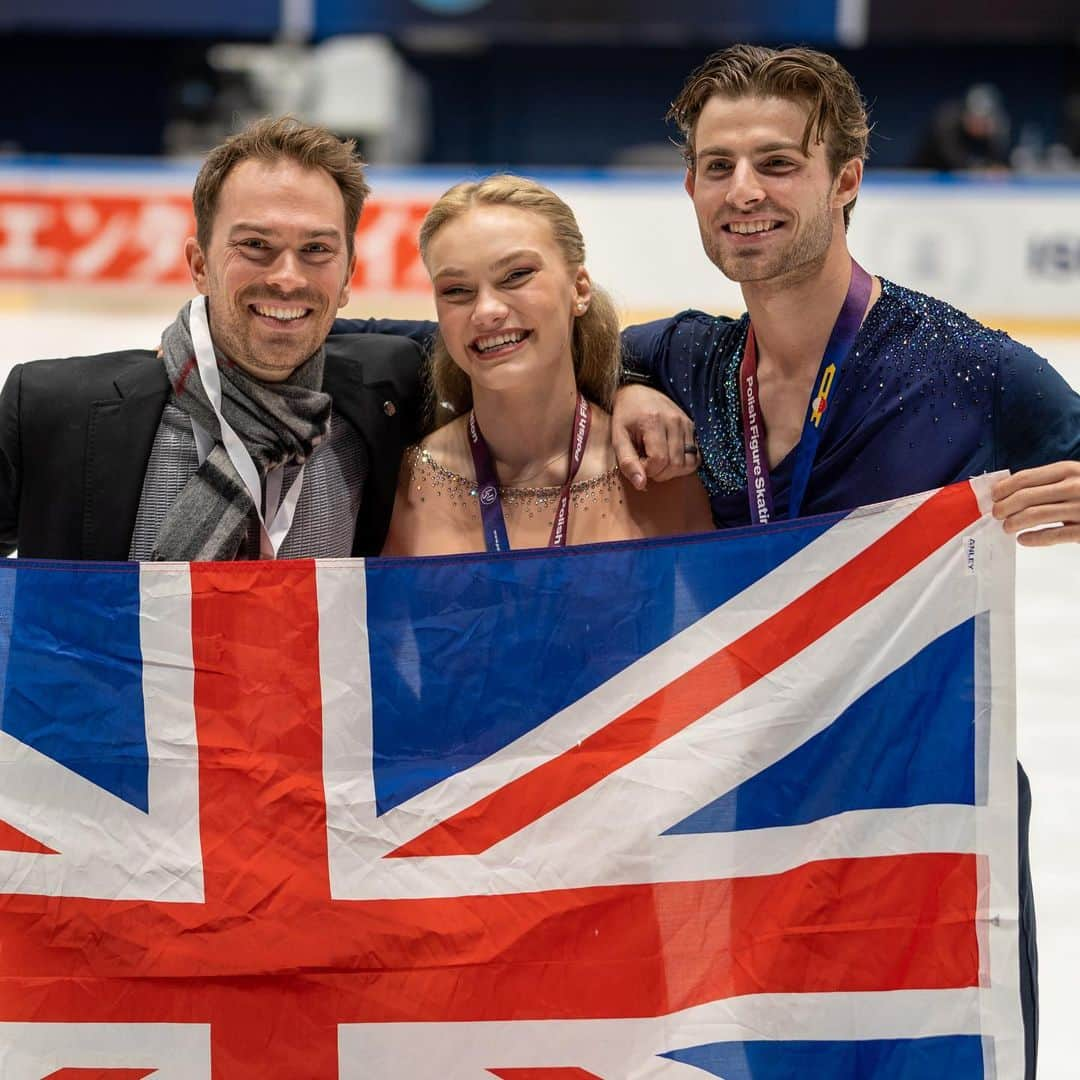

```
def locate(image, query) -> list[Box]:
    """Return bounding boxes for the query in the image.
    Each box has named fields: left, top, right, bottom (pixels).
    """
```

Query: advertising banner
left=0, top=167, right=1077, bottom=330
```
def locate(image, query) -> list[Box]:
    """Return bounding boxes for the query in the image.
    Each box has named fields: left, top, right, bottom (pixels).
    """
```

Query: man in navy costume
left=335, top=45, right=1079, bottom=1077
left=611, top=46, right=1080, bottom=547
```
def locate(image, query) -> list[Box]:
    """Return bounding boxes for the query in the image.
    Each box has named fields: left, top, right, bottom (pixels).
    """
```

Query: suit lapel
left=323, top=347, right=407, bottom=556
left=78, top=344, right=409, bottom=560
left=82, top=363, right=171, bottom=560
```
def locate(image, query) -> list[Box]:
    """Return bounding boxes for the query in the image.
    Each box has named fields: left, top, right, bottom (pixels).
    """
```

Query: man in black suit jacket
left=0, top=117, right=422, bottom=561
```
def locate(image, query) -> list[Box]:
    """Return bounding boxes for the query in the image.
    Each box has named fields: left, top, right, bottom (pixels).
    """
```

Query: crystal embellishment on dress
left=406, top=446, right=623, bottom=519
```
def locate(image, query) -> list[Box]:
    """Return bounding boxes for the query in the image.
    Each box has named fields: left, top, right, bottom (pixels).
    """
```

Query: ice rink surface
left=0, top=298, right=1077, bottom=1076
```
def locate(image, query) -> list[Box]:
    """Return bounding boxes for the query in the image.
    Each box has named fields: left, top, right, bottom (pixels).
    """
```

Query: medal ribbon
left=189, top=295, right=305, bottom=558
left=468, top=393, right=592, bottom=553
left=739, top=260, right=872, bottom=523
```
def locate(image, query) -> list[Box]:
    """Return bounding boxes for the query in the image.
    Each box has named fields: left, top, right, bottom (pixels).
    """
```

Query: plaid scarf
left=150, top=301, right=332, bottom=561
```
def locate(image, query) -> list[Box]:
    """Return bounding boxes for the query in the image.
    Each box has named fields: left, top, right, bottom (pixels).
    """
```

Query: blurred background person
left=912, top=82, right=1012, bottom=172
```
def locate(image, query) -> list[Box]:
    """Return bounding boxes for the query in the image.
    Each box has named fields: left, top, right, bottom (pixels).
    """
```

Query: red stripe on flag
left=0, top=851, right=979, bottom=1027
left=0, top=818, right=57, bottom=854
left=188, top=561, right=335, bottom=1078
left=488, top=1070, right=604, bottom=1078
left=390, top=482, right=980, bottom=857
left=43, top=1071, right=157, bottom=1079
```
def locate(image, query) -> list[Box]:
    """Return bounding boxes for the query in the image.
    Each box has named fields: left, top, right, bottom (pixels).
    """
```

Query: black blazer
left=0, top=334, right=424, bottom=560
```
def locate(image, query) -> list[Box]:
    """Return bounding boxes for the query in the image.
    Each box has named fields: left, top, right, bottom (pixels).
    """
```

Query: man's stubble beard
left=701, top=194, right=835, bottom=287
left=206, top=288, right=332, bottom=381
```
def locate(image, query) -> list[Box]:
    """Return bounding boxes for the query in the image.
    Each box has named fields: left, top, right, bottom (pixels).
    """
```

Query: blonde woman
left=381, top=175, right=712, bottom=556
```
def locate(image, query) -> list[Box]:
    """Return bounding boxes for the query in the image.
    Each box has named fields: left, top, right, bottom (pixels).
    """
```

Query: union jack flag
left=0, top=477, right=1022, bottom=1078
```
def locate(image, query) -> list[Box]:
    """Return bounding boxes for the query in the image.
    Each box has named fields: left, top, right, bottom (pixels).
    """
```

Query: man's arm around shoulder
left=331, top=316, right=437, bottom=355
left=612, top=313, right=716, bottom=489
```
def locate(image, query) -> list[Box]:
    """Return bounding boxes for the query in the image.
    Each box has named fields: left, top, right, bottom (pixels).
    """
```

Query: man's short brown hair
left=192, top=115, right=371, bottom=259
left=668, top=44, right=871, bottom=226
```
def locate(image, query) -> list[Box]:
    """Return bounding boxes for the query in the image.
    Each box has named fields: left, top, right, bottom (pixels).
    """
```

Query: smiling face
left=424, top=204, right=591, bottom=393
left=184, top=158, right=356, bottom=382
left=684, top=94, right=860, bottom=288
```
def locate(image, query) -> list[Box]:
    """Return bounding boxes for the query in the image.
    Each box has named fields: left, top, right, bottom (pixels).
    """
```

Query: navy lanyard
left=468, top=393, right=592, bottom=553
left=739, top=260, right=872, bottom=523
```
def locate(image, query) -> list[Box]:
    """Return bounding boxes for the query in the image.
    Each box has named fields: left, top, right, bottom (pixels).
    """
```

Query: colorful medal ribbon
left=739, top=260, right=872, bottom=524
left=468, top=392, right=592, bottom=553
